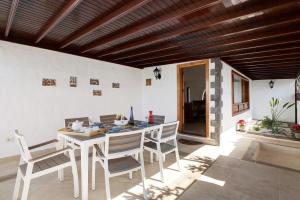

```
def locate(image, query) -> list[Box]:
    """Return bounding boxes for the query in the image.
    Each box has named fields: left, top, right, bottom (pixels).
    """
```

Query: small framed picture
left=42, top=78, right=56, bottom=86
left=112, top=83, right=120, bottom=88
left=70, top=76, right=77, bottom=87
left=93, top=90, right=102, bottom=96
left=90, top=79, right=99, bottom=85
left=146, top=79, right=151, bottom=86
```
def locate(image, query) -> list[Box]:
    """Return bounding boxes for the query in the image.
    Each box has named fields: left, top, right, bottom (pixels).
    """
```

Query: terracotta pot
left=238, top=125, right=246, bottom=132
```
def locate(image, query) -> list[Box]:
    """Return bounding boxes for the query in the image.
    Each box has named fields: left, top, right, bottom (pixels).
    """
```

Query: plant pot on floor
left=291, top=125, right=300, bottom=139
left=291, top=130, right=300, bottom=139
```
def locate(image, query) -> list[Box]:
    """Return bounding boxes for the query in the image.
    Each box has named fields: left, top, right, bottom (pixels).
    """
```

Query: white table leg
left=81, top=145, right=89, bottom=200
left=56, top=135, right=64, bottom=181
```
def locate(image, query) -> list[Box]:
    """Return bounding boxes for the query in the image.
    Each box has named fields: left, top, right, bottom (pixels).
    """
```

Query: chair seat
left=20, top=154, right=70, bottom=175
left=144, top=141, right=175, bottom=153
left=108, top=156, right=141, bottom=174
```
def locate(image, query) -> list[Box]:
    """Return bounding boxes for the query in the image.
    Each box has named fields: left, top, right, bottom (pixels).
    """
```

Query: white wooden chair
left=13, top=130, right=79, bottom=200
left=144, top=121, right=181, bottom=182
left=152, top=115, right=166, bottom=125
left=64, top=117, right=90, bottom=150
left=100, top=114, right=117, bottom=124
left=146, top=115, right=166, bottom=163
left=91, top=130, right=147, bottom=200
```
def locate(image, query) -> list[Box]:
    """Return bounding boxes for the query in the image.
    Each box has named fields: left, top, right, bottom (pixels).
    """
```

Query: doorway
left=177, top=60, right=209, bottom=137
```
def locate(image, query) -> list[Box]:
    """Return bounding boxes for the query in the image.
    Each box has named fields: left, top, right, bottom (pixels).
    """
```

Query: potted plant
left=261, top=98, right=294, bottom=134
left=291, top=124, right=300, bottom=139
left=237, top=119, right=246, bottom=132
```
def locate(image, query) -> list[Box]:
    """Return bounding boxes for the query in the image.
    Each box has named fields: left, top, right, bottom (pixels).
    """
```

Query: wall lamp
left=269, top=80, right=274, bottom=89
left=153, top=67, right=161, bottom=80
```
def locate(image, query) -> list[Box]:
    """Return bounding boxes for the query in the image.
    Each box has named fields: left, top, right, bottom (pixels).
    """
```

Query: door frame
left=177, top=59, right=210, bottom=138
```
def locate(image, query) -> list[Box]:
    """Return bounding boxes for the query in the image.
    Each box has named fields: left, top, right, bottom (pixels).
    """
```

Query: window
left=232, top=71, right=249, bottom=115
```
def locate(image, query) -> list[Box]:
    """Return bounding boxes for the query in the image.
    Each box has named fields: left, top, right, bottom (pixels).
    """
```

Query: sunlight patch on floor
left=197, top=175, right=226, bottom=187
left=113, top=144, right=219, bottom=200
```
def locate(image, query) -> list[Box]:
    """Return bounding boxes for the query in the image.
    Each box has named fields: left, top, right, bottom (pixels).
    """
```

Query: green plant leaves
left=264, top=98, right=295, bottom=134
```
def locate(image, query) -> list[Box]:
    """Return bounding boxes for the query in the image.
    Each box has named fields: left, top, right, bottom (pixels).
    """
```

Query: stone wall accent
left=209, top=58, right=223, bottom=145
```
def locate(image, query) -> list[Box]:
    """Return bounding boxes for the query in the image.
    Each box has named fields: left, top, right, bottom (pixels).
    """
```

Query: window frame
left=231, top=70, right=250, bottom=116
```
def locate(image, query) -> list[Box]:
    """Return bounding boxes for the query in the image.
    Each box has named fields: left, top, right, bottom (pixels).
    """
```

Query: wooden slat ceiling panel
left=72, top=0, right=158, bottom=47
left=0, top=0, right=299, bottom=79
left=74, top=0, right=179, bottom=48
left=89, top=20, right=179, bottom=53
left=45, top=0, right=122, bottom=42
left=11, top=0, right=66, bottom=36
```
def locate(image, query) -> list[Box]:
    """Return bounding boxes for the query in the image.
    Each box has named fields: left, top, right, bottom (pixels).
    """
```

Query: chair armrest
left=28, top=139, right=58, bottom=150
left=145, top=136, right=159, bottom=143
left=29, top=147, right=71, bottom=163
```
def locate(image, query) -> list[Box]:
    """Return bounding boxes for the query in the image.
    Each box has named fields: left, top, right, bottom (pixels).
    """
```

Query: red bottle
left=148, top=111, right=154, bottom=124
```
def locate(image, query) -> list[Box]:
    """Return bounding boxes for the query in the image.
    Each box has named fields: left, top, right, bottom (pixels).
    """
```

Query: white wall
left=142, top=64, right=178, bottom=122
left=184, top=66, right=206, bottom=102
left=221, top=61, right=253, bottom=133
left=0, top=41, right=142, bottom=158
left=252, top=79, right=295, bottom=123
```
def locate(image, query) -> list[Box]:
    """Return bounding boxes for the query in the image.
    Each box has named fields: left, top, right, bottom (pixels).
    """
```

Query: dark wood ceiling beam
left=133, top=55, right=211, bottom=68
left=253, top=76, right=296, bottom=80
left=134, top=53, right=300, bottom=68
left=110, top=7, right=300, bottom=61
left=235, top=63, right=300, bottom=69
left=79, top=0, right=220, bottom=53
left=35, top=0, right=83, bottom=43
left=226, top=59, right=300, bottom=66
left=234, top=61, right=300, bottom=68
left=93, top=0, right=298, bottom=57
left=122, top=29, right=300, bottom=64
left=224, top=51, right=300, bottom=62
left=244, top=71, right=298, bottom=75
left=124, top=32, right=300, bottom=66
left=222, top=46, right=300, bottom=58
left=237, top=66, right=300, bottom=72
left=122, top=20, right=300, bottom=63
left=5, top=0, right=19, bottom=37
left=60, top=0, right=151, bottom=49
left=228, top=57, right=300, bottom=65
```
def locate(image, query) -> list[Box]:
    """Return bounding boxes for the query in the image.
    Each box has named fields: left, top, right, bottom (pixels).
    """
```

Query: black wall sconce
left=269, top=80, right=274, bottom=89
left=153, top=67, right=161, bottom=80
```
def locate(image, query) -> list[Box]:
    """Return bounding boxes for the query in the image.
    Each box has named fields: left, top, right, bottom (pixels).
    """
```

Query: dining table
left=57, top=120, right=161, bottom=200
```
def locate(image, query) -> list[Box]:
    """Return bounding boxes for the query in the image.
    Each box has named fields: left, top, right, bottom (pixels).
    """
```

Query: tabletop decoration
left=114, top=114, right=128, bottom=125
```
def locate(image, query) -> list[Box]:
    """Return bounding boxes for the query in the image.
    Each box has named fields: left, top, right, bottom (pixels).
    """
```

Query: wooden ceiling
left=0, top=0, right=300, bottom=80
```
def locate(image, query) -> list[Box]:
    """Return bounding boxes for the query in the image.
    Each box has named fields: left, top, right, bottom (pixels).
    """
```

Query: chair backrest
left=100, top=114, right=116, bottom=124
left=104, top=130, right=144, bottom=159
left=65, top=117, right=89, bottom=127
left=153, top=115, right=166, bottom=124
left=157, top=121, right=179, bottom=141
left=13, top=130, right=32, bottom=162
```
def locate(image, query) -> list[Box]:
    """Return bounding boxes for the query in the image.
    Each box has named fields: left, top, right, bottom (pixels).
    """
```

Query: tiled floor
left=178, top=155, right=300, bottom=200
left=0, top=142, right=217, bottom=200
left=1, top=132, right=300, bottom=200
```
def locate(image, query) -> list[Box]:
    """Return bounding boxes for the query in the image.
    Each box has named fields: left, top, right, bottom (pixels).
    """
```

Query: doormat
left=178, top=139, right=203, bottom=145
